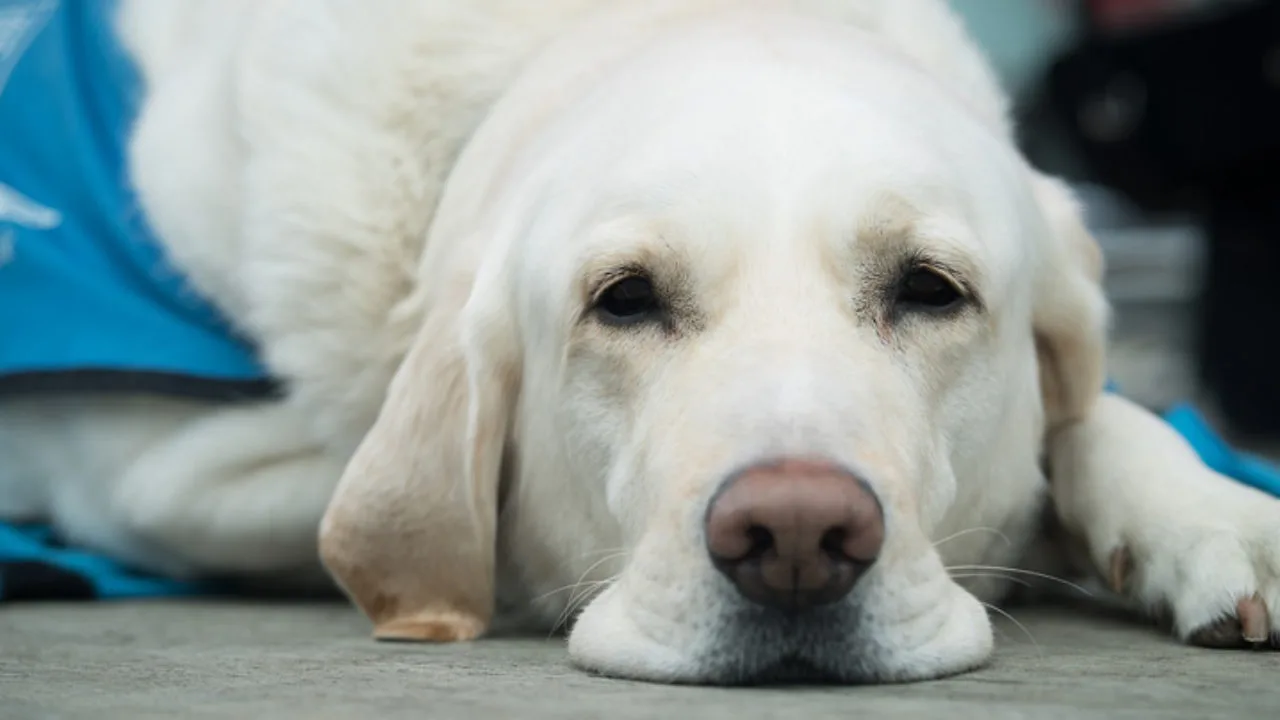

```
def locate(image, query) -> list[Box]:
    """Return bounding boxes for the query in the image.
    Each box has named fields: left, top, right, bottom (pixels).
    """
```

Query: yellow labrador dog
left=4, top=0, right=1280, bottom=684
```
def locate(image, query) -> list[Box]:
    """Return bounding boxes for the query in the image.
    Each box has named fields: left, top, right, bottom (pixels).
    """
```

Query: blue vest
left=0, top=0, right=276, bottom=399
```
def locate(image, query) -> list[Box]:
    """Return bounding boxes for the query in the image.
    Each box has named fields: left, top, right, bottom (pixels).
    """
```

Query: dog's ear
left=1029, top=173, right=1110, bottom=430
left=318, top=271, right=518, bottom=642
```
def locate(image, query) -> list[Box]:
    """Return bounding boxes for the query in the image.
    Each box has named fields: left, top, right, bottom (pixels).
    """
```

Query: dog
left=3, top=0, right=1279, bottom=684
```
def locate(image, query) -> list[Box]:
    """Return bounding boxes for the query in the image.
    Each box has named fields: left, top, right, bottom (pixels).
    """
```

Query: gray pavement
left=3, top=599, right=1277, bottom=719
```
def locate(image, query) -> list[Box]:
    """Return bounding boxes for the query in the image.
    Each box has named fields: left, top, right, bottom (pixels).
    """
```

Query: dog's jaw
left=566, top=547, right=994, bottom=685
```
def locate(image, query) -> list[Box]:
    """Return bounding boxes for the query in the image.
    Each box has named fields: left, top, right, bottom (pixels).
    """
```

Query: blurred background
left=949, top=0, right=1280, bottom=447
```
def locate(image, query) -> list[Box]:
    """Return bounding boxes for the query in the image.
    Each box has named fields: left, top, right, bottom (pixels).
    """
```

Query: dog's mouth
left=688, top=603, right=878, bottom=685
left=722, top=654, right=849, bottom=686
left=570, top=556, right=993, bottom=686
left=696, top=641, right=879, bottom=686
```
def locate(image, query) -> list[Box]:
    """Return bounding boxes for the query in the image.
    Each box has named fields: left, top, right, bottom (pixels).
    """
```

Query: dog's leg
left=109, top=400, right=346, bottom=583
left=1048, top=393, right=1280, bottom=647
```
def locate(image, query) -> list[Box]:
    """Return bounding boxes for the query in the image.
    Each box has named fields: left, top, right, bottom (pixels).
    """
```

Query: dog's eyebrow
left=577, top=233, right=686, bottom=307
left=574, top=214, right=689, bottom=299
left=581, top=248, right=656, bottom=301
left=856, top=194, right=921, bottom=245
left=584, top=261, right=649, bottom=303
left=855, top=195, right=986, bottom=298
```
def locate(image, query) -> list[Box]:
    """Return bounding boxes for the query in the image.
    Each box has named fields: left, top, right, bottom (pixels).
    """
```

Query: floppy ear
left=1028, top=173, right=1111, bottom=430
left=318, top=275, right=518, bottom=642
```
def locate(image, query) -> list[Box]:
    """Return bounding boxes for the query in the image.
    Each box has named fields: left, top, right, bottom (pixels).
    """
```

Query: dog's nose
left=704, top=458, right=884, bottom=612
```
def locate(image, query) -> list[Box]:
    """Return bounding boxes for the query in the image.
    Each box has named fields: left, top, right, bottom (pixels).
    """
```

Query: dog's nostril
left=819, top=527, right=847, bottom=560
left=744, top=525, right=774, bottom=561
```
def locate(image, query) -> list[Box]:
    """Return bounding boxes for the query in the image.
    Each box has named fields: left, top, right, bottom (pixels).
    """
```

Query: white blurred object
left=946, top=0, right=1236, bottom=409
left=1071, top=183, right=1208, bottom=409
left=1073, top=183, right=1205, bottom=305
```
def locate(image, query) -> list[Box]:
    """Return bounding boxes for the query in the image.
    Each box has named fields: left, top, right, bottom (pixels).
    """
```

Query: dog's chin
left=691, top=604, right=881, bottom=686
left=567, top=579, right=995, bottom=686
left=731, top=655, right=844, bottom=686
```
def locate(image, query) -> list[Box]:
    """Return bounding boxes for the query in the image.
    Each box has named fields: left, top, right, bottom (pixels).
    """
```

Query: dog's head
left=319, top=9, right=1107, bottom=684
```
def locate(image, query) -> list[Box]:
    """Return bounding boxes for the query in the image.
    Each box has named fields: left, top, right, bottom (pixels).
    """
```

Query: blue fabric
left=0, top=0, right=271, bottom=388
left=1163, top=403, right=1280, bottom=499
left=0, top=522, right=214, bottom=600
left=0, top=0, right=264, bottom=600
left=1105, top=382, right=1280, bottom=498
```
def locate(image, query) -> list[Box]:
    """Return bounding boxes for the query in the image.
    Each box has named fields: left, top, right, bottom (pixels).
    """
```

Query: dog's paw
left=1106, top=492, right=1280, bottom=649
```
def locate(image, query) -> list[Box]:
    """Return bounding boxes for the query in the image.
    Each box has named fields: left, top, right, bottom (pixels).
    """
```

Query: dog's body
left=3, top=0, right=1280, bottom=684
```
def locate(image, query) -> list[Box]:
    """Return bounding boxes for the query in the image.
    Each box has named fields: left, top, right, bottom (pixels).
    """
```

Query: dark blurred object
left=1083, top=0, right=1252, bottom=33
left=1049, top=0, right=1280, bottom=210
left=1200, top=182, right=1280, bottom=438
left=1045, top=0, right=1280, bottom=437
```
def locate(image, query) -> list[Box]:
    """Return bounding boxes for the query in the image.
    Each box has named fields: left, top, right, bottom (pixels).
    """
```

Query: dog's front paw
left=1106, top=492, right=1280, bottom=649
left=1049, top=394, right=1280, bottom=650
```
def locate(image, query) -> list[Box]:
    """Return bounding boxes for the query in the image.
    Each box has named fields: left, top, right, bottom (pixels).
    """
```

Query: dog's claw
left=1107, top=545, right=1132, bottom=595
left=1188, top=595, right=1271, bottom=648
left=1238, top=594, right=1269, bottom=644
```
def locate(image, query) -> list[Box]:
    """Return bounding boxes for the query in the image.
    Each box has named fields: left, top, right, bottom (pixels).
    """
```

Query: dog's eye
left=595, top=275, right=660, bottom=325
left=896, top=267, right=963, bottom=311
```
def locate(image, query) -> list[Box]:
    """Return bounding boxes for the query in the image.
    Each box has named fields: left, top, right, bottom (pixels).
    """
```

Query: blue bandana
left=0, top=0, right=276, bottom=399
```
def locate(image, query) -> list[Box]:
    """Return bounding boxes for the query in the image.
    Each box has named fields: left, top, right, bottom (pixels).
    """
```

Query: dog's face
left=321, top=15, right=1107, bottom=685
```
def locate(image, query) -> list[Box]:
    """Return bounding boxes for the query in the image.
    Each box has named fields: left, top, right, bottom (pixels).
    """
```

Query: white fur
left=2, top=0, right=1278, bottom=685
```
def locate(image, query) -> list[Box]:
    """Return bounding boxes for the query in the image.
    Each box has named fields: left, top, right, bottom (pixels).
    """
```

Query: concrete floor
left=3, top=600, right=1277, bottom=719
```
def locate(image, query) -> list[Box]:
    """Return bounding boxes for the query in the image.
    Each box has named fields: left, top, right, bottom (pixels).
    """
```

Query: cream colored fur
left=2, top=0, right=1279, bottom=685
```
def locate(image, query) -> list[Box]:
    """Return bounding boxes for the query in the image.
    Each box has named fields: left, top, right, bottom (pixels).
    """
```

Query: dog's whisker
left=532, top=551, right=630, bottom=604
left=550, top=576, right=620, bottom=636
left=981, top=601, right=1043, bottom=658
left=946, top=564, right=1094, bottom=597
left=947, top=571, right=1032, bottom=589
left=572, top=551, right=629, bottom=586
left=932, top=526, right=1013, bottom=549
left=542, top=550, right=630, bottom=636
left=554, top=581, right=605, bottom=627
left=534, top=578, right=608, bottom=607
left=575, top=546, right=627, bottom=561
